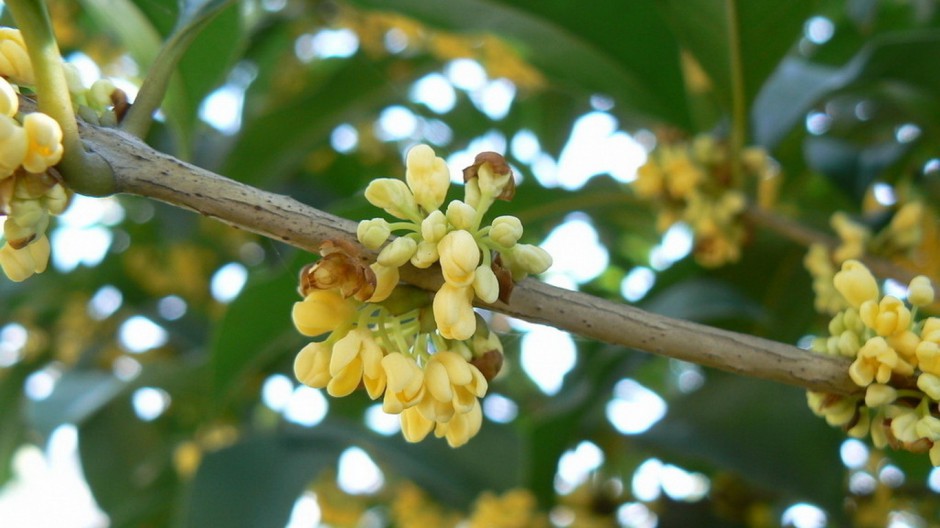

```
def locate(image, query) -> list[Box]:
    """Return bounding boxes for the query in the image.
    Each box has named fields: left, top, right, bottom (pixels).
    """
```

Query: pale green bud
left=446, top=200, right=476, bottom=231
left=357, top=218, right=391, bottom=250
left=405, top=144, right=450, bottom=212
left=512, top=244, right=552, bottom=275
left=3, top=216, right=36, bottom=248
left=421, top=210, right=447, bottom=243
left=365, top=178, right=419, bottom=220
left=43, top=183, right=69, bottom=215
left=0, top=77, right=17, bottom=117
left=472, top=264, right=499, bottom=303
left=917, top=415, right=940, bottom=441
left=61, top=62, right=86, bottom=96
left=838, top=330, right=860, bottom=357
left=464, top=178, right=481, bottom=208
left=89, top=79, right=117, bottom=110
left=410, top=240, right=439, bottom=269
left=377, top=236, right=417, bottom=267
left=10, top=198, right=45, bottom=227
left=0, top=234, right=48, bottom=281
left=0, top=114, right=26, bottom=178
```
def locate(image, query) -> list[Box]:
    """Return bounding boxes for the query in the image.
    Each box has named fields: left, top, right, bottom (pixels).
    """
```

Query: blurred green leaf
left=352, top=0, right=692, bottom=128
left=641, top=278, right=764, bottom=323
left=658, top=1, right=815, bottom=112
left=0, top=364, right=30, bottom=486
left=178, top=432, right=343, bottom=528
left=754, top=30, right=940, bottom=148
left=26, top=369, right=127, bottom=438
left=641, top=374, right=846, bottom=510
left=804, top=136, right=908, bottom=200
left=211, top=266, right=300, bottom=401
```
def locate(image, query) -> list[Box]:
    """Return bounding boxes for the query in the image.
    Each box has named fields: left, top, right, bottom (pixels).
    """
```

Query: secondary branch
left=77, top=118, right=858, bottom=395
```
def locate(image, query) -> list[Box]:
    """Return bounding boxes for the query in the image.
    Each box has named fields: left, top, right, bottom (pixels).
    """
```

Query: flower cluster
left=291, top=145, right=551, bottom=447
left=0, top=28, right=66, bottom=281
left=806, top=260, right=940, bottom=464
left=0, top=27, right=126, bottom=283
left=633, top=134, right=777, bottom=267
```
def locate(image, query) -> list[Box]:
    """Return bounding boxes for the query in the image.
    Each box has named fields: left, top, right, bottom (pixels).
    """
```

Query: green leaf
left=640, top=374, right=846, bottom=510
left=352, top=0, right=692, bottom=128
left=641, top=278, right=765, bottom=323
left=177, top=433, right=343, bottom=528
left=754, top=30, right=940, bottom=148
left=210, top=265, right=301, bottom=401
left=0, top=364, right=30, bottom=486
left=658, top=0, right=815, bottom=111
left=26, top=369, right=127, bottom=438
left=803, top=136, right=908, bottom=200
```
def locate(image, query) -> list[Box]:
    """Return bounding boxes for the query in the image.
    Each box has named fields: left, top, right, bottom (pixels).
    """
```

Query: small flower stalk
left=807, top=259, right=940, bottom=465
left=291, top=145, right=551, bottom=447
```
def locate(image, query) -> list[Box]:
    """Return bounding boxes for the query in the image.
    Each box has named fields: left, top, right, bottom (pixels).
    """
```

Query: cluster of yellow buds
left=0, top=28, right=71, bottom=282
left=804, top=201, right=927, bottom=315
left=292, top=145, right=551, bottom=447
left=62, top=61, right=128, bottom=127
left=806, top=260, right=940, bottom=464
left=633, top=134, right=775, bottom=267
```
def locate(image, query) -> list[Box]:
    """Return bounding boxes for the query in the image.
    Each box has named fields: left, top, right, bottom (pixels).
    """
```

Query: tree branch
left=72, top=116, right=857, bottom=395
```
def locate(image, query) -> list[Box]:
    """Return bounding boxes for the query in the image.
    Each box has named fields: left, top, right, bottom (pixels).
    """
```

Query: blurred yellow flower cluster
left=633, top=134, right=776, bottom=267
left=292, top=145, right=550, bottom=448
left=807, top=260, right=940, bottom=464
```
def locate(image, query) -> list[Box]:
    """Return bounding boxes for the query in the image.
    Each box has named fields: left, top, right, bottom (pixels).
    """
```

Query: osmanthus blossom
left=289, top=144, right=550, bottom=448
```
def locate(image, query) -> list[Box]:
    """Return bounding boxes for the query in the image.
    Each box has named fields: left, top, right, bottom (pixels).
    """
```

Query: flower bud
left=357, top=218, right=391, bottom=250
left=62, top=62, right=85, bottom=95
left=908, top=275, right=935, bottom=307
left=489, top=216, right=522, bottom=247
left=472, top=264, right=499, bottom=303
left=0, top=114, right=26, bottom=177
left=364, top=178, right=419, bottom=220
left=43, top=183, right=69, bottom=215
left=438, top=229, right=479, bottom=287
left=10, top=197, right=45, bottom=228
left=0, top=77, right=17, bottom=117
left=405, top=144, right=450, bottom=212
left=368, top=262, right=399, bottom=303
left=864, top=383, right=897, bottom=407
left=400, top=407, right=434, bottom=443
left=433, top=282, right=476, bottom=340
left=833, top=260, right=879, bottom=308
left=445, top=200, right=476, bottom=231
left=377, top=236, right=417, bottom=267
left=89, top=79, right=117, bottom=110
left=22, top=112, right=64, bottom=173
left=0, top=28, right=34, bottom=85
left=918, top=372, right=940, bottom=400
left=421, top=210, right=447, bottom=243
left=294, top=342, right=331, bottom=388
left=410, top=240, right=439, bottom=268
left=382, top=353, right=425, bottom=413
left=0, top=234, right=48, bottom=281
left=512, top=244, right=552, bottom=275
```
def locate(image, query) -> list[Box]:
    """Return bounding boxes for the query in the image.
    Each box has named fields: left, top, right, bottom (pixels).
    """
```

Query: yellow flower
left=328, top=329, right=386, bottom=398
left=368, top=262, right=398, bottom=303
left=22, top=112, right=64, bottom=173
left=864, top=383, right=897, bottom=407
left=410, top=240, right=439, bottom=269
left=433, top=282, right=476, bottom=340
left=400, top=406, right=434, bottom=443
left=357, top=218, right=391, bottom=249
left=510, top=244, right=552, bottom=276
left=908, top=276, right=935, bottom=307
left=833, top=260, right=879, bottom=308
left=377, top=236, right=418, bottom=267
left=0, top=234, right=49, bottom=282
left=434, top=398, right=483, bottom=448
left=918, top=373, right=940, bottom=400
left=405, top=144, right=450, bottom=212
left=421, top=210, right=447, bottom=243
left=860, top=295, right=912, bottom=336
left=294, top=341, right=332, bottom=388
left=917, top=340, right=940, bottom=377
left=472, top=264, right=499, bottom=304
left=381, top=352, right=425, bottom=413
left=0, top=77, right=17, bottom=117
left=292, top=289, right=357, bottom=337
left=887, top=330, right=920, bottom=366
left=446, top=200, right=476, bottom=231
left=849, top=336, right=911, bottom=387
left=419, top=351, right=487, bottom=423
left=0, top=114, right=27, bottom=178
left=438, top=229, right=479, bottom=287
left=0, top=28, right=34, bottom=85
left=633, top=160, right=664, bottom=199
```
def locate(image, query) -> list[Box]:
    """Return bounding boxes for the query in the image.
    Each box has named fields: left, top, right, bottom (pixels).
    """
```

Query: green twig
left=725, top=0, right=746, bottom=186
left=6, top=0, right=114, bottom=196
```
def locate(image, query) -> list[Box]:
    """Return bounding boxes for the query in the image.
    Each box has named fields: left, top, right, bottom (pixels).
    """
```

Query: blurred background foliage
left=1, top=0, right=940, bottom=526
